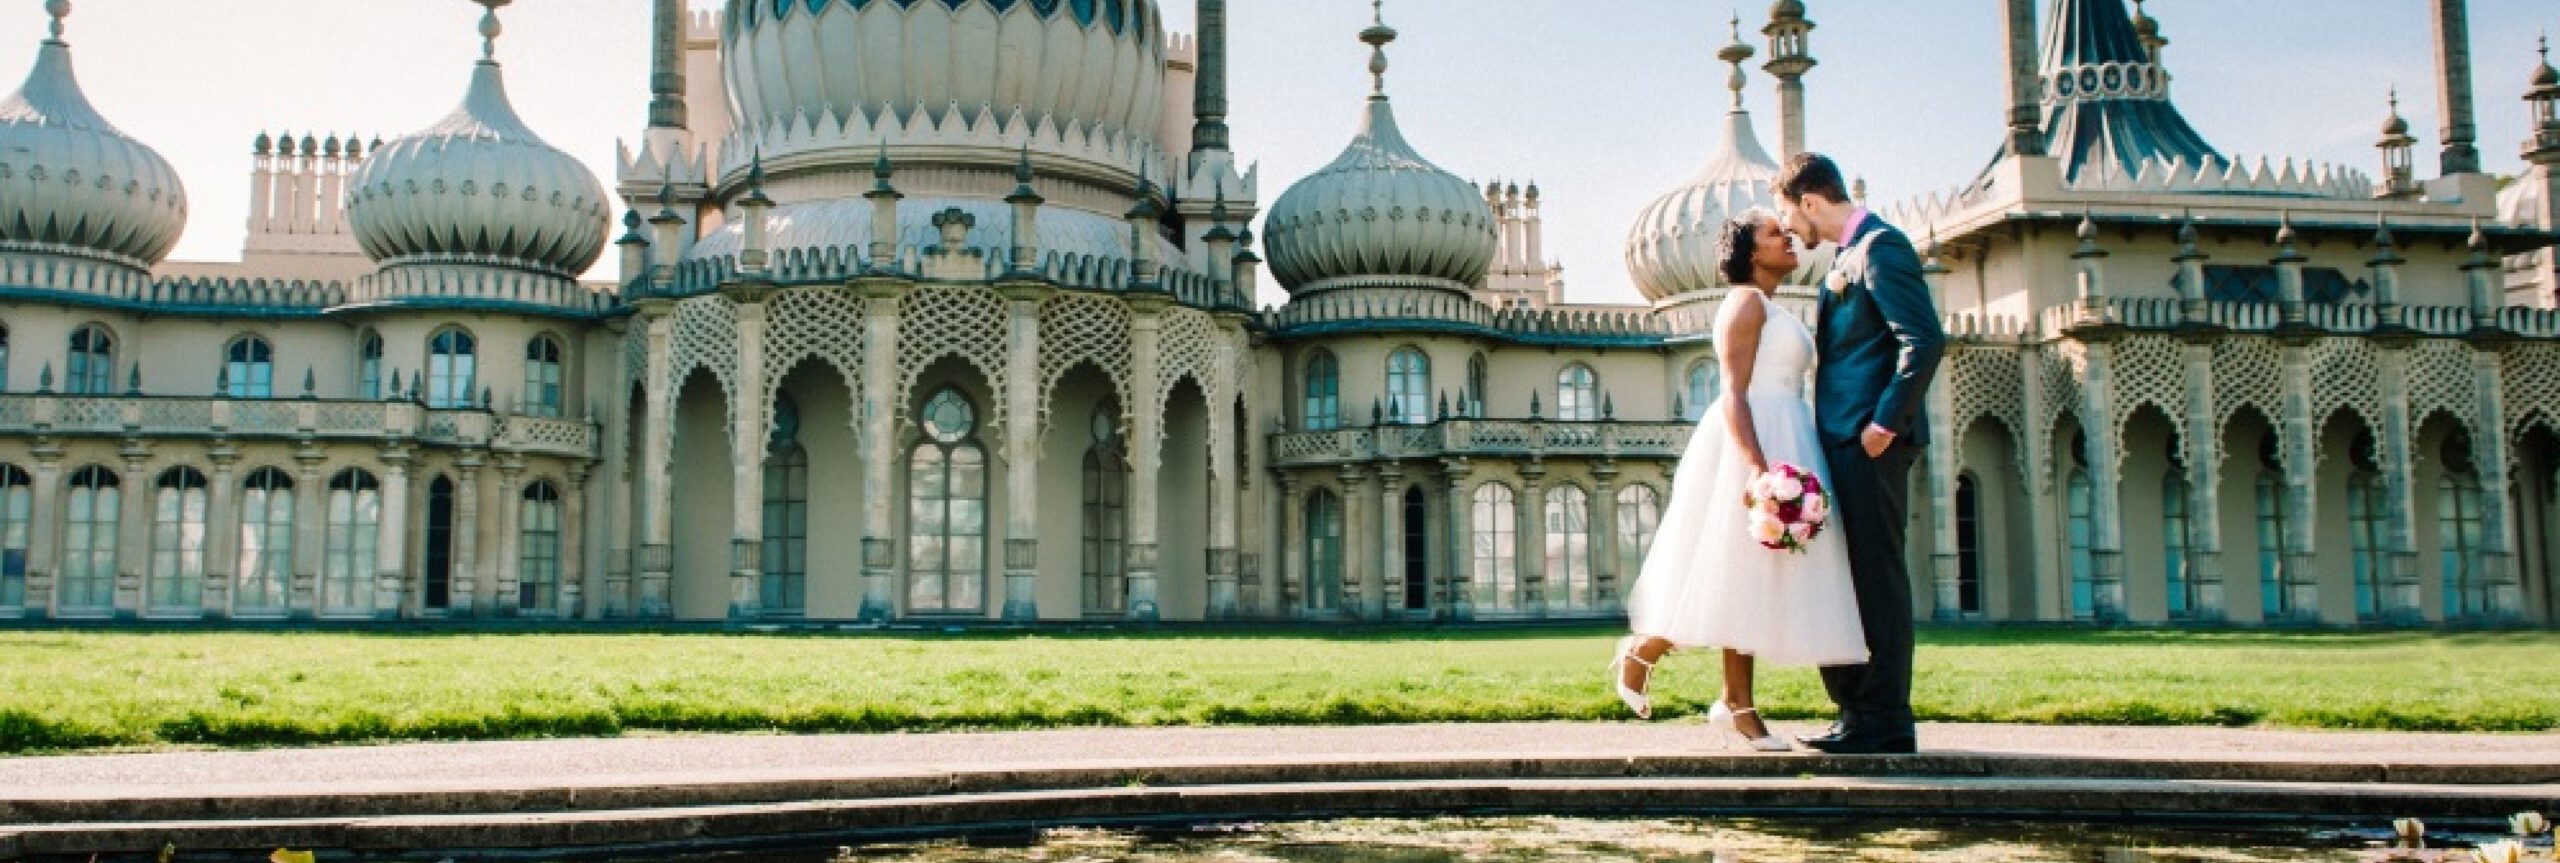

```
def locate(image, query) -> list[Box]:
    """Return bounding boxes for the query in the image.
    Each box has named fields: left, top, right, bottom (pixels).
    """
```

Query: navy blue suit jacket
left=1813, top=216, right=1946, bottom=449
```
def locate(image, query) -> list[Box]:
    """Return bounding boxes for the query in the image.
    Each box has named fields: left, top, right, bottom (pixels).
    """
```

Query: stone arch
left=1158, top=375, right=1212, bottom=619
left=767, top=359, right=862, bottom=618
left=1035, top=291, right=1132, bottom=436
left=669, top=366, right=735, bottom=621
left=895, top=285, right=1008, bottom=429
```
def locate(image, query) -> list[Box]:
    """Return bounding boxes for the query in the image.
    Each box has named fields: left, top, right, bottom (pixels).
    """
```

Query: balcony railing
left=2030, top=298, right=2560, bottom=340
left=1271, top=419, right=1694, bottom=468
left=0, top=395, right=597, bottom=459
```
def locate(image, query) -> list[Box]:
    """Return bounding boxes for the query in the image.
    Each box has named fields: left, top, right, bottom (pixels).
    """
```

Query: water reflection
left=816, top=816, right=2377, bottom=863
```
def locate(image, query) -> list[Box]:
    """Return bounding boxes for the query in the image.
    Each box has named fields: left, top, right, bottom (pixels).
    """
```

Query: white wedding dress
left=1626, top=289, right=1869, bottom=668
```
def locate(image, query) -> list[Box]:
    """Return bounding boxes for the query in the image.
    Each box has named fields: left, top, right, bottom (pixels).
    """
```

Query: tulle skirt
left=1624, top=388, right=1869, bottom=667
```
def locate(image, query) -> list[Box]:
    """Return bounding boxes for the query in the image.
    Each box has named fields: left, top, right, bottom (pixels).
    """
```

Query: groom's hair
left=1774, top=153, right=1851, bottom=205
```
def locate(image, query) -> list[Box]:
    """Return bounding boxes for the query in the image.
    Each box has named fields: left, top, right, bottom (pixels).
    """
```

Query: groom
left=1773, top=153, right=1945, bottom=755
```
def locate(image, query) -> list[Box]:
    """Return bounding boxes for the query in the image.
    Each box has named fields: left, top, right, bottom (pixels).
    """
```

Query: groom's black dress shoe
left=1805, top=733, right=1916, bottom=755
left=1794, top=722, right=1847, bottom=746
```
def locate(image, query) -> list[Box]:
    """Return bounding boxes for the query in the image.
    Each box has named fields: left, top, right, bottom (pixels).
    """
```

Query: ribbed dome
left=1626, top=107, right=1781, bottom=302
left=347, top=9, right=607, bottom=279
left=1263, top=96, right=1495, bottom=295
left=0, top=1, right=187, bottom=271
left=721, top=0, right=1166, bottom=154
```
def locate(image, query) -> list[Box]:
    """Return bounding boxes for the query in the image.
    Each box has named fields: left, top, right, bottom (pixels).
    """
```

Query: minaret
left=1192, top=0, right=1230, bottom=155
left=2131, top=0, right=2166, bottom=64
left=2377, top=88, right=2418, bottom=199
left=2524, top=37, right=2560, bottom=300
left=648, top=0, right=685, bottom=130
left=2431, top=0, right=2482, bottom=176
left=2001, top=0, right=2043, bottom=157
left=1762, top=1, right=1815, bottom=160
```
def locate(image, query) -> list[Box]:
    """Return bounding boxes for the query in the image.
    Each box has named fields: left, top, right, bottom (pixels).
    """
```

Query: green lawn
left=0, top=628, right=2551, bottom=754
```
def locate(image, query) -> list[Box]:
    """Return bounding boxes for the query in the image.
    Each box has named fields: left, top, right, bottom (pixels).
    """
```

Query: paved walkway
left=8, top=721, right=2554, bottom=796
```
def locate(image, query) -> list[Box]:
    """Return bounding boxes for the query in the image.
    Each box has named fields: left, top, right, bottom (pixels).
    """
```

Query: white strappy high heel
left=1607, top=635, right=1655, bottom=719
left=1708, top=701, right=1793, bottom=752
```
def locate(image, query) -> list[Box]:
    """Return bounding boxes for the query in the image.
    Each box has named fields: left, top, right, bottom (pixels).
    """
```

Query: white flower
left=1825, top=270, right=1850, bottom=294
left=2472, top=839, right=2525, bottom=863
left=1769, top=474, right=1805, bottom=501
left=1801, top=493, right=1830, bottom=522
left=1748, top=513, right=1787, bottom=546
left=2513, top=812, right=2550, bottom=836
left=2393, top=818, right=2427, bottom=847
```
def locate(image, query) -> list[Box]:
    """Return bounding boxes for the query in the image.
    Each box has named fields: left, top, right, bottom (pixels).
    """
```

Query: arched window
left=1302, top=351, right=1340, bottom=431
left=427, top=327, right=477, bottom=409
left=2347, top=474, right=2388, bottom=623
left=1470, top=483, right=1518, bottom=611
left=1466, top=353, right=1489, bottom=418
left=1614, top=484, right=1662, bottom=597
left=1304, top=488, right=1343, bottom=612
left=1557, top=364, right=1599, bottom=421
left=1546, top=484, right=1593, bottom=609
left=518, top=481, right=563, bottom=613
left=60, top=465, right=119, bottom=611
left=0, top=465, right=30, bottom=608
left=762, top=394, right=808, bottom=615
left=2254, top=473, right=2291, bottom=619
left=1386, top=347, right=1430, bottom=424
left=323, top=468, right=381, bottom=615
left=1081, top=403, right=1128, bottom=615
left=237, top=468, right=294, bottom=614
left=223, top=336, right=274, bottom=399
left=1684, top=360, right=1718, bottom=421
left=150, top=467, right=210, bottom=612
left=66, top=324, right=114, bottom=395
left=1954, top=474, right=1983, bottom=616
left=2439, top=434, right=2487, bottom=620
left=424, top=476, right=453, bottom=610
left=2163, top=473, right=2193, bottom=619
left=2066, top=467, right=2094, bottom=620
left=907, top=388, right=986, bottom=614
left=523, top=335, right=565, bottom=417
left=357, top=330, right=384, bottom=400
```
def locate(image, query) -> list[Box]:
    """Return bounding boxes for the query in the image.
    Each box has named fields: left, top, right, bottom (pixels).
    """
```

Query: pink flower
left=1789, top=522, right=1817, bottom=544
left=1768, top=474, right=1805, bottom=501
left=1802, top=492, right=1830, bottom=522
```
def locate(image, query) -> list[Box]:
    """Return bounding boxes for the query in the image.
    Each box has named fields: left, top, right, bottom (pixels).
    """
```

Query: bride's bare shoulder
left=1715, top=289, right=1771, bottom=331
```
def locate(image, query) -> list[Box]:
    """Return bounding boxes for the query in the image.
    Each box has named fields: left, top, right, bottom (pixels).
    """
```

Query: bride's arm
left=1717, top=296, right=1771, bottom=476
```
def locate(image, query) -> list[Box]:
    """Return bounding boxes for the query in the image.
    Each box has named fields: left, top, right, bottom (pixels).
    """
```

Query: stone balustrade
left=2022, top=297, right=2560, bottom=340
left=1270, top=419, right=1693, bottom=468
left=0, top=394, right=597, bottom=459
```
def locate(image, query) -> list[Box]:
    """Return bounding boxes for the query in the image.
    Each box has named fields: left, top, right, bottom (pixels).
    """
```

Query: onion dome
left=1262, top=3, right=1496, bottom=296
left=1770, top=0, right=1807, bottom=21
left=2379, top=88, right=2411, bottom=138
left=0, top=1, right=187, bottom=270
left=1625, top=19, right=1782, bottom=302
left=721, top=0, right=1166, bottom=149
left=346, top=0, right=608, bottom=278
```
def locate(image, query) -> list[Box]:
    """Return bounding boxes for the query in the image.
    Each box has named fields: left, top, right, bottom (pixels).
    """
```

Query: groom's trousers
left=1818, top=440, right=1918, bottom=738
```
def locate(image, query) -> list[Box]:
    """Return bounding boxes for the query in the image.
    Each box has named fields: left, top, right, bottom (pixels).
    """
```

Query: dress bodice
left=1735, top=289, right=1814, bottom=397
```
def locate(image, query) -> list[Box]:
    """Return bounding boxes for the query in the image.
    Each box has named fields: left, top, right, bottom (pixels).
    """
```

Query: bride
left=1612, top=208, right=1868, bottom=750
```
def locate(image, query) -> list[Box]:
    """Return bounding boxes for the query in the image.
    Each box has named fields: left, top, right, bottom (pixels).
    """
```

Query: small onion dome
left=2531, top=36, right=2558, bottom=92
left=0, top=0, right=188, bottom=270
left=1262, top=6, right=1493, bottom=296
left=1769, top=0, right=1807, bottom=21
left=347, top=3, right=607, bottom=278
left=1625, top=110, right=1783, bottom=302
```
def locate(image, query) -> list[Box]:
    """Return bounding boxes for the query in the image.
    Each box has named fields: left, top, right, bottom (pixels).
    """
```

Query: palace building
left=0, top=0, right=2555, bottom=627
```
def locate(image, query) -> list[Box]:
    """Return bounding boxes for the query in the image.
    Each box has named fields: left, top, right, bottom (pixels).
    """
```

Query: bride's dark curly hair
left=1715, top=213, right=1766, bottom=287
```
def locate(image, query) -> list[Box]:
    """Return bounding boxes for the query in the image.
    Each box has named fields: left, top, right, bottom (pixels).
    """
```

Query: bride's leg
left=1721, top=650, right=1773, bottom=739
left=1620, top=637, right=1674, bottom=692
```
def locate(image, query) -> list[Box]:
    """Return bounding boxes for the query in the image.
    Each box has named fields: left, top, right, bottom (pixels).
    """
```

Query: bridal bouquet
left=1743, top=464, right=1829, bottom=554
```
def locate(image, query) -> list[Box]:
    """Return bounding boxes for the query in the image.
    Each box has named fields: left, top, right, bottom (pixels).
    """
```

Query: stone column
left=375, top=443, right=411, bottom=619
left=564, top=464, right=590, bottom=619
left=204, top=446, right=239, bottom=619
left=2178, top=340, right=2227, bottom=621
left=998, top=284, right=1045, bottom=621
left=2375, top=342, right=2425, bottom=623
left=114, top=442, right=149, bottom=619
left=2079, top=344, right=2126, bottom=622
left=727, top=293, right=770, bottom=620
left=494, top=458, right=525, bottom=615
left=2473, top=348, right=2523, bottom=620
left=2429, top=0, right=2481, bottom=176
left=1376, top=462, right=1403, bottom=616
left=2278, top=342, right=2322, bottom=621
left=1519, top=460, right=1548, bottom=617
left=1591, top=461, right=1621, bottom=612
left=2017, top=352, right=2065, bottom=619
left=1205, top=372, right=1241, bottom=619
left=291, top=445, right=324, bottom=619
left=2001, top=0, right=2044, bottom=157
left=452, top=456, right=483, bottom=616
left=636, top=305, right=677, bottom=618
left=1443, top=458, right=1473, bottom=621
left=1124, top=295, right=1170, bottom=620
left=24, top=443, right=59, bottom=618
left=1278, top=473, right=1304, bottom=617
left=856, top=278, right=904, bottom=622
left=1926, top=351, right=1962, bottom=619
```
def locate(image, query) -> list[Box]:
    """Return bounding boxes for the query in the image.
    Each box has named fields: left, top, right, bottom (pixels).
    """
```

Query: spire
left=1361, top=0, right=1397, bottom=100
left=2007, top=0, right=2222, bottom=184
left=1190, top=0, right=1230, bottom=154
left=648, top=0, right=687, bottom=129
left=2431, top=0, right=2482, bottom=176
left=2378, top=86, right=2418, bottom=198
left=44, top=0, right=65, bottom=43
left=1718, top=14, right=1756, bottom=112
left=2130, top=0, right=2165, bottom=63
left=1760, top=0, right=1816, bottom=159
left=474, top=0, right=507, bottom=62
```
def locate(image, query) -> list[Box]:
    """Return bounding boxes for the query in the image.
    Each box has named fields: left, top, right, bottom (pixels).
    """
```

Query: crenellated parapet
left=1262, top=288, right=1669, bottom=346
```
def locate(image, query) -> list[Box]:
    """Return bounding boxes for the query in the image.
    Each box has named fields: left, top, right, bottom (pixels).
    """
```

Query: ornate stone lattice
left=2210, top=337, right=2282, bottom=432
left=2309, top=337, right=2383, bottom=434
left=2506, top=344, right=2560, bottom=445
left=896, top=284, right=1010, bottom=427
left=760, top=287, right=869, bottom=441
left=1035, top=292, right=1133, bottom=434
left=2405, top=339, right=2479, bottom=434
left=1947, top=346, right=2027, bottom=444
left=2106, top=334, right=2188, bottom=462
left=1155, top=306, right=1224, bottom=419
left=621, top=326, right=647, bottom=395
left=669, top=294, right=739, bottom=396
left=2036, top=343, right=2083, bottom=443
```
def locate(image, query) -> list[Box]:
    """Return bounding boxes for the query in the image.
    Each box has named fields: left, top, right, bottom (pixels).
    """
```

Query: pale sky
left=3, top=1, right=2552, bottom=306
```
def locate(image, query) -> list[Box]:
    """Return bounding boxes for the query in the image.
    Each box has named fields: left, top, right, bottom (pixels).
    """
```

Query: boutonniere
left=1824, top=270, right=1850, bottom=295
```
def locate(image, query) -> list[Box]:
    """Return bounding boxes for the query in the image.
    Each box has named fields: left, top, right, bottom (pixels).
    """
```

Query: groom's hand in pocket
left=1860, top=424, right=1896, bottom=459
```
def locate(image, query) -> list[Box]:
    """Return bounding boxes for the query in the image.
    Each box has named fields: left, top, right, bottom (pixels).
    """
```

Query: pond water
left=805, top=816, right=2422, bottom=863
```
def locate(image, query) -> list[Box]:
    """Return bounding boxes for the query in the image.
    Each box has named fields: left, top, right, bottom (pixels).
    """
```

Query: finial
left=1360, top=0, right=1398, bottom=98
left=2275, top=209, right=2297, bottom=248
left=1014, top=144, right=1035, bottom=186
left=474, top=0, right=510, bottom=62
left=43, top=0, right=66, bottom=42
left=2468, top=215, right=2490, bottom=255
left=872, top=139, right=894, bottom=181
left=1718, top=12, right=1757, bottom=110
left=2175, top=208, right=2200, bottom=254
left=302, top=367, right=317, bottom=398
left=655, top=181, right=680, bottom=219
left=745, top=147, right=768, bottom=192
